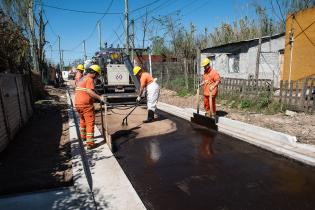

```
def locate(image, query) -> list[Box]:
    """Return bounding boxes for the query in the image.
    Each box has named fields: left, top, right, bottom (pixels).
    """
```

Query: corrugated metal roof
left=201, top=33, right=285, bottom=54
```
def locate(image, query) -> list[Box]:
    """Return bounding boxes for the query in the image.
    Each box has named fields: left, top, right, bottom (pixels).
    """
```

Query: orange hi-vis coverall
left=203, top=68, right=220, bottom=113
left=75, top=76, right=95, bottom=146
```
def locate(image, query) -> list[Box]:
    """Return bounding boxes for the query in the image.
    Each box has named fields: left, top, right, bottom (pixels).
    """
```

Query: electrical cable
left=129, top=0, right=161, bottom=13
left=43, top=10, right=59, bottom=38
left=37, top=2, right=121, bottom=15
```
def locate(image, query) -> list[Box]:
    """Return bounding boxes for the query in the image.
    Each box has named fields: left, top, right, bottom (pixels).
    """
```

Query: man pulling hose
left=133, top=66, right=160, bottom=123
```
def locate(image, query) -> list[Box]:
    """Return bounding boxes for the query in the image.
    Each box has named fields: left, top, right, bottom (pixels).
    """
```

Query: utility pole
left=288, top=29, right=294, bottom=86
left=288, top=15, right=295, bottom=88
left=28, top=0, right=39, bottom=72
left=61, top=50, right=64, bottom=71
left=149, top=47, right=152, bottom=75
left=83, top=40, right=87, bottom=61
left=204, top=27, right=208, bottom=47
left=124, top=0, right=129, bottom=54
left=97, top=21, right=102, bottom=51
left=255, top=37, right=262, bottom=85
left=131, top=19, right=135, bottom=64
left=58, top=36, right=62, bottom=71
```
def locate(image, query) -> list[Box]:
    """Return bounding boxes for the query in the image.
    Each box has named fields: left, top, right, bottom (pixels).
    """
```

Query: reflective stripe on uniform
left=76, top=87, right=88, bottom=91
left=86, top=132, right=94, bottom=136
left=86, top=138, right=94, bottom=143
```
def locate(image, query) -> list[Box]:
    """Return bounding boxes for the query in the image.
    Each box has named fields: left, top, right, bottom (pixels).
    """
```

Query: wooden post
left=160, top=71, right=163, bottom=88
left=306, top=79, right=314, bottom=113
left=184, top=58, right=188, bottom=90
left=288, top=80, right=293, bottom=105
left=294, top=81, right=299, bottom=106
left=301, top=78, right=308, bottom=111
left=279, top=80, right=283, bottom=103
left=312, top=79, right=315, bottom=113
left=283, top=80, right=289, bottom=105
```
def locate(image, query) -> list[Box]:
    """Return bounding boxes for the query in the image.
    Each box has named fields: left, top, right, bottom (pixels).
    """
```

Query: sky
left=41, top=0, right=267, bottom=65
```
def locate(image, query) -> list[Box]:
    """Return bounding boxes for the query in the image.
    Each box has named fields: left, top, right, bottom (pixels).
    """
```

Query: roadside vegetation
left=217, top=91, right=288, bottom=115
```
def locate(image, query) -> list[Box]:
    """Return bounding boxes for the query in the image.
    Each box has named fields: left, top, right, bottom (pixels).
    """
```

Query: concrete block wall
left=0, top=74, right=33, bottom=152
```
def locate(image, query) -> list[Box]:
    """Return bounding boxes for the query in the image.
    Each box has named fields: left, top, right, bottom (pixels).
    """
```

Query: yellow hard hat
left=111, top=53, right=119, bottom=59
left=76, top=64, right=84, bottom=71
left=89, top=64, right=101, bottom=75
left=201, top=58, right=211, bottom=67
left=133, top=66, right=142, bottom=75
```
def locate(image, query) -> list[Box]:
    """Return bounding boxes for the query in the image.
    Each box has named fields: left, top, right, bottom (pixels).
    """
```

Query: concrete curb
left=67, top=89, right=146, bottom=210
left=157, top=102, right=315, bottom=167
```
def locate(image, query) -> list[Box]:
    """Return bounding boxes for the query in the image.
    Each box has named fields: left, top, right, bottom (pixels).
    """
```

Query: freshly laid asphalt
left=110, top=110, right=315, bottom=210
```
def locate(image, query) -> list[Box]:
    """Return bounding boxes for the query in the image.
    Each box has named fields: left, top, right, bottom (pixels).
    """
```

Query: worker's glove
left=136, top=96, right=141, bottom=103
left=209, top=85, right=214, bottom=91
left=99, top=95, right=105, bottom=105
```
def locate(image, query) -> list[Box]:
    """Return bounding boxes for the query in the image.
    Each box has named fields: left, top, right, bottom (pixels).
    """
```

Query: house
left=201, top=33, right=285, bottom=87
left=282, top=6, right=315, bottom=81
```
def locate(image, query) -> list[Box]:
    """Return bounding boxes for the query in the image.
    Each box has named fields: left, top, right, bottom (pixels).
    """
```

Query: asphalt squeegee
left=191, top=83, right=218, bottom=131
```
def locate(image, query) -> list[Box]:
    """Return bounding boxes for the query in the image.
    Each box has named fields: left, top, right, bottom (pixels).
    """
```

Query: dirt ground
left=0, top=86, right=73, bottom=196
left=159, top=88, right=315, bottom=145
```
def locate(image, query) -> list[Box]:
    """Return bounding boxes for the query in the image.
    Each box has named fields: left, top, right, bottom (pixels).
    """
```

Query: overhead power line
left=43, top=10, right=59, bottom=38
left=129, top=0, right=161, bottom=13
left=37, top=2, right=122, bottom=15
left=69, top=0, right=114, bottom=51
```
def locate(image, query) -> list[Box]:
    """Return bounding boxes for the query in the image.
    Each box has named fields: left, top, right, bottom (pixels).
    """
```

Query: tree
left=0, top=11, right=31, bottom=73
left=1, top=0, right=47, bottom=77
left=151, top=36, right=169, bottom=56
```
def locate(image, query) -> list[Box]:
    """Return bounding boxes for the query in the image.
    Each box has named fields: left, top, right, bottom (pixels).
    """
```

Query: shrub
left=240, top=99, right=252, bottom=109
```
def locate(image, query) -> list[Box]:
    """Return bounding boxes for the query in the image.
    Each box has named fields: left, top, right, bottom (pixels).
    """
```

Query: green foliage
left=240, top=99, right=252, bottom=109
left=164, top=75, right=195, bottom=96
left=218, top=91, right=285, bottom=115
left=0, top=11, right=31, bottom=73
left=151, top=36, right=170, bottom=56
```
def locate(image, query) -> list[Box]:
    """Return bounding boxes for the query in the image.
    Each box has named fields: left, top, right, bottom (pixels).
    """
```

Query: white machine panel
left=107, top=64, right=130, bottom=85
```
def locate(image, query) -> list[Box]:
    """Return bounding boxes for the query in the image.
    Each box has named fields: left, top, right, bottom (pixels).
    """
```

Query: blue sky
left=41, top=0, right=266, bottom=65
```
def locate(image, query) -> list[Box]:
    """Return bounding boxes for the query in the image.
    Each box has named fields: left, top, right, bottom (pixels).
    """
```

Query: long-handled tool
left=100, top=101, right=105, bottom=138
left=191, top=81, right=217, bottom=130
left=121, top=98, right=145, bottom=126
left=208, top=84, right=214, bottom=118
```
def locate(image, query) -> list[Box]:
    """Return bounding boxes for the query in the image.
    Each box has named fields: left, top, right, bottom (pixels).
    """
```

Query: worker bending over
left=133, top=66, right=160, bottom=123
left=200, top=58, right=220, bottom=116
left=75, top=64, right=85, bottom=86
left=75, top=65, right=104, bottom=149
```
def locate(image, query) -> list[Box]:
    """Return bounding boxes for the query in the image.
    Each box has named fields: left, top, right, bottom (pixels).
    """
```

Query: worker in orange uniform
left=75, top=64, right=104, bottom=149
left=200, top=58, right=220, bottom=117
left=75, top=64, right=85, bottom=86
left=133, top=66, right=160, bottom=123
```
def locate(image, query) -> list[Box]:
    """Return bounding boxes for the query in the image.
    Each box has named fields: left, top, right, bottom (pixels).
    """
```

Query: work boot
left=143, top=110, right=154, bottom=123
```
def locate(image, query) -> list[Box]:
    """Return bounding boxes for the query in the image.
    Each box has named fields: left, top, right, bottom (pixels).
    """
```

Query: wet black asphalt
left=113, top=111, right=315, bottom=210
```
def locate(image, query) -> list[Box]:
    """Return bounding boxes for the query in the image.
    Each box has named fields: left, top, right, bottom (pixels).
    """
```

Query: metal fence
left=0, top=74, right=33, bottom=152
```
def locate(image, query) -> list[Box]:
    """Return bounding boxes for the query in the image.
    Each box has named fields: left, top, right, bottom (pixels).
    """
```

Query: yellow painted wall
left=283, top=7, right=315, bottom=81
